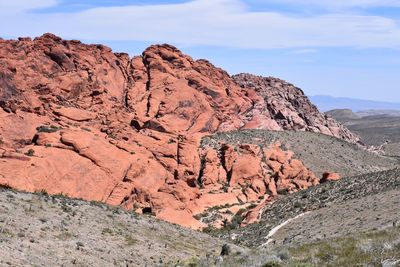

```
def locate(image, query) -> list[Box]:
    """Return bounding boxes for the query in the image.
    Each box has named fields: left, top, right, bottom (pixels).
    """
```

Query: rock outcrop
left=0, top=34, right=353, bottom=229
left=233, top=74, right=359, bottom=142
left=321, top=172, right=341, bottom=183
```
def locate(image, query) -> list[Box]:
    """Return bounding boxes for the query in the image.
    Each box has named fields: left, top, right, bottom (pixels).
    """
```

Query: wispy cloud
left=288, top=49, right=318, bottom=55
left=1, top=0, right=400, bottom=49
left=264, top=0, right=400, bottom=9
left=0, top=0, right=58, bottom=14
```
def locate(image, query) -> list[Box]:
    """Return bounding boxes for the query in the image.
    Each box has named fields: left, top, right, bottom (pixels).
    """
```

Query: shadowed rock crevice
left=44, top=49, right=75, bottom=71
left=220, top=145, right=233, bottom=185
left=105, top=163, right=133, bottom=203
left=197, top=156, right=206, bottom=187
left=0, top=73, right=18, bottom=113
left=114, top=55, right=132, bottom=110
left=142, top=55, right=152, bottom=92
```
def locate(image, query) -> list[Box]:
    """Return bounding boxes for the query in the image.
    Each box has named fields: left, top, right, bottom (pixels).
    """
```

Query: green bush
left=25, top=149, right=35, bottom=156
left=36, top=125, right=60, bottom=133
left=263, top=262, right=282, bottom=267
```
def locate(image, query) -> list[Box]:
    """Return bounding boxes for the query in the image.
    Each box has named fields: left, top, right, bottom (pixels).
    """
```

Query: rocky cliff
left=0, top=34, right=360, bottom=229
left=233, top=74, right=358, bottom=141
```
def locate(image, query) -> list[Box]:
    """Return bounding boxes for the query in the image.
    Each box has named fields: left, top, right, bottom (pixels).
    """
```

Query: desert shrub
left=277, top=248, right=291, bottom=260
left=202, top=226, right=217, bottom=234
left=90, top=200, right=104, bottom=207
left=108, top=133, right=117, bottom=139
left=0, top=184, right=12, bottom=190
left=25, top=149, right=35, bottom=156
left=287, top=227, right=400, bottom=266
left=102, top=228, right=113, bottom=235
left=36, top=189, right=48, bottom=196
left=293, top=201, right=304, bottom=209
left=61, top=202, right=72, bottom=213
left=248, top=203, right=258, bottom=209
left=263, top=262, right=282, bottom=267
left=220, top=244, right=231, bottom=256
left=36, top=125, right=60, bottom=133
left=125, top=235, right=137, bottom=246
left=227, top=208, right=246, bottom=229
left=54, top=192, right=69, bottom=198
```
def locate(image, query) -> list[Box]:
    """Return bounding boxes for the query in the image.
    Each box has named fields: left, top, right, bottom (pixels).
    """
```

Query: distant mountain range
left=310, top=95, right=400, bottom=112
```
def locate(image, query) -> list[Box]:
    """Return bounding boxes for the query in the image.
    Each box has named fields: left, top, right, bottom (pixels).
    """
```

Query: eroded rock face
left=233, top=73, right=360, bottom=143
left=0, top=34, right=349, bottom=229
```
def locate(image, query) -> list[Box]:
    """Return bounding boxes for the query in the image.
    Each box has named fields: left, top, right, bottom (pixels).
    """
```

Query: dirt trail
left=261, top=212, right=311, bottom=247
left=269, top=189, right=400, bottom=246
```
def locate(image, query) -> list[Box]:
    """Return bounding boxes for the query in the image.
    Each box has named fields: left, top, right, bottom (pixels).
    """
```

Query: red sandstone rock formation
left=321, top=172, right=341, bottom=183
left=0, top=34, right=351, bottom=229
left=233, top=73, right=359, bottom=141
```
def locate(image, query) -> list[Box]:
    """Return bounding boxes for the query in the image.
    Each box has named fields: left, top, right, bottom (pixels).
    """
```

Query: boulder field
left=0, top=34, right=359, bottom=229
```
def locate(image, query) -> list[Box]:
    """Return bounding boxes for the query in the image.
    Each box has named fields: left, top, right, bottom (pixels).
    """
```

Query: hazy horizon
left=310, top=95, right=400, bottom=112
left=310, top=94, right=400, bottom=104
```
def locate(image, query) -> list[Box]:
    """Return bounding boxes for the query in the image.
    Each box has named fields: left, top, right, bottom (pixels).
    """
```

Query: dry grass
left=173, top=226, right=400, bottom=267
left=287, top=226, right=400, bottom=267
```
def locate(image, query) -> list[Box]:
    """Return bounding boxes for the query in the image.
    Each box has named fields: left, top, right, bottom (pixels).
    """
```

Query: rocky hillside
left=222, top=168, right=400, bottom=248
left=3, top=186, right=398, bottom=267
left=325, top=109, right=361, bottom=121
left=327, top=109, right=400, bottom=157
left=196, top=130, right=397, bottom=228
left=0, top=187, right=244, bottom=266
left=0, top=34, right=361, bottom=229
left=202, top=130, right=397, bottom=177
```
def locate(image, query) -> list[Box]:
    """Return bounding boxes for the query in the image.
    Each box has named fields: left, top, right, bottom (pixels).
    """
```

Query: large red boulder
left=321, top=172, right=341, bottom=183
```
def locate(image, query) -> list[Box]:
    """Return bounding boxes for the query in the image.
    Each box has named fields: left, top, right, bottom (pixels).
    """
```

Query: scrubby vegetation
left=174, top=226, right=400, bottom=266
left=228, top=168, right=400, bottom=248
left=25, top=148, right=35, bottom=156
left=0, top=187, right=237, bottom=266
left=36, top=125, right=61, bottom=133
left=287, top=227, right=400, bottom=267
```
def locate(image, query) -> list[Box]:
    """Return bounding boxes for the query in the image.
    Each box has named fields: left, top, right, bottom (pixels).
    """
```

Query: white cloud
left=288, top=49, right=318, bottom=55
left=265, top=0, right=400, bottom=9
left=0, top=0, right=58, bottom=14
left=1, top=0, right=400, bottom=49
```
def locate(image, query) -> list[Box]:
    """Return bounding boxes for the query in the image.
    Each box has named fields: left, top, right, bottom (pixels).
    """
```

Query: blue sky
left=1, top=0, right=400, bottom=102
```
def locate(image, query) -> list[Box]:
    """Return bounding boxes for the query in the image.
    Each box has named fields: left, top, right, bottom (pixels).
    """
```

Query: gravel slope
left=223, top=168, right=400, bottom=248
left=0, top=188, right=243, bottom=267
left=327, top=110, right=400, bottom=157
left=268, top=189, right=400, bottom=246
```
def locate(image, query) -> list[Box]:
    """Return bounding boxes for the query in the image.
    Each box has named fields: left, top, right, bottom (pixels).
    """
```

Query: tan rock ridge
left=0, top=34, right=350, bottom=229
